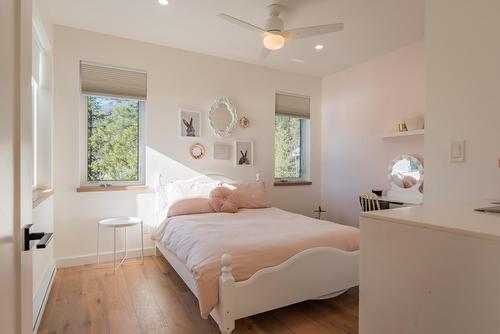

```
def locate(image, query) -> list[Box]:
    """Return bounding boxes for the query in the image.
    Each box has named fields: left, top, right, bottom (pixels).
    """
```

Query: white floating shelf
left=378, top=129, right=424, bottom=138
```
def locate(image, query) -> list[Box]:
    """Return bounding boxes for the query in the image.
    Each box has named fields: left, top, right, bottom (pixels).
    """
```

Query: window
left=80, top=62, right=147, bottom=185
left=32, top=78, right=38, bottom=187
left=275, top=115, right=306, bottom=178
left=274, top=93, right=311, bottom=182
left=32, top=36, right=42, bottom=187
left=86, top=96, right=144, bottom=184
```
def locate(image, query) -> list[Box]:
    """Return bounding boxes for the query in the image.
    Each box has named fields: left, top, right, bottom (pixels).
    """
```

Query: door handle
left=23, top=224, right=54, bottom=251
left=36, top=233, right=53, bottom=248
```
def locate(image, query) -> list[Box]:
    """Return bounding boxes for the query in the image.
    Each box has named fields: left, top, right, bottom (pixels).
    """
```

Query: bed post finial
left=156, top=173, right=163, bottom=185
left=221, top=254, right=233, bottom=278
left=154, top=173, right=167, bottom=228
left=255, top=173, right=261, bottom=182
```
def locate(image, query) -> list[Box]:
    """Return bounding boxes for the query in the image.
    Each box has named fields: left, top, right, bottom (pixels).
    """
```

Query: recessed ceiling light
left=158, top=0, right=168, bottom=5
left=315, top=44, right=324, bottom=50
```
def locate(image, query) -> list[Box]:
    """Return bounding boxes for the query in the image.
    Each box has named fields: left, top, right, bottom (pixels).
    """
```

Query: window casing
left=274, top=92, right=311, bottom=182
left=32, top=78, right=38, bottom=187
left=79, top=61, right=147, bottom=187
left=32, top=35, right=42, bottom=188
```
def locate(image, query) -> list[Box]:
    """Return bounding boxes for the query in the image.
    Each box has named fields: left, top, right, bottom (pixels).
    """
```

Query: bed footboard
left=212, top=247, right=359, bottom=333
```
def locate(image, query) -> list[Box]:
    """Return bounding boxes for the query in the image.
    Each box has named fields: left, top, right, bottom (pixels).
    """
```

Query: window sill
left=33, top=187, right=54, bottom=208
left=76, top=185, right=153, bottom=193
left=273, top=180, right=312, bottom=187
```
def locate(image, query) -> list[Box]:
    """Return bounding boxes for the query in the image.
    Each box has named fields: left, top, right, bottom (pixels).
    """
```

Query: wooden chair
left=359, top=192, right=381, bottom=212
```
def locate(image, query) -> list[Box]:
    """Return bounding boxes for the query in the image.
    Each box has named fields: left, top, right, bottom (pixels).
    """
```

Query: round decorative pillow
left=209, top=187, right=239, bottom=213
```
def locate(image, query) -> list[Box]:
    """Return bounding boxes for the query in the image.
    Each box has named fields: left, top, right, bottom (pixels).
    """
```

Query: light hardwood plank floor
left=39, top=256, right=358, bottom=334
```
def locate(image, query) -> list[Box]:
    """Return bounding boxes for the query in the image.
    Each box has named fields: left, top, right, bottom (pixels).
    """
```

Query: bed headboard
left=204, top=173, right=261, bottom=184
left=153, top=173, right=261, bottom=227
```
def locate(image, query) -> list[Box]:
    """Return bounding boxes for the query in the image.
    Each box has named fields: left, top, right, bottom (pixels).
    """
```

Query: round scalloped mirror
left=386, top=154, right=424, bottom=204
left=209, top=97, right=237, bottom=137
left=388, top=155, right=424, bottom=189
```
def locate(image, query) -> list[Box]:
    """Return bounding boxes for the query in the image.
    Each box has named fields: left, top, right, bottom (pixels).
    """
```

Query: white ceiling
left=39, top=0, right=424, bottom=77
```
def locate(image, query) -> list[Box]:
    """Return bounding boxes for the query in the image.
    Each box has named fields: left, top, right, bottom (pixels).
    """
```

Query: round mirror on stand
left=386, top=154, right=424, bottom=204
left=208, top=97, right=237, bottom=137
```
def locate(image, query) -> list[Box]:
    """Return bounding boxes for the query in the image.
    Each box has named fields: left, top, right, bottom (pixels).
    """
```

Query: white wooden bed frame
left=154, top=173, right=359, bottom=334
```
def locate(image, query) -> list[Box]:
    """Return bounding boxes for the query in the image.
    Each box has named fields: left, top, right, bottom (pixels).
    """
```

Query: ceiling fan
left=218, top=4, right=344, bottom=59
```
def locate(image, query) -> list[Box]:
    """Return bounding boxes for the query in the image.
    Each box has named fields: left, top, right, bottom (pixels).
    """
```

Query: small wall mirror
left=388, top=155, right=424, bottom=189
left=189, top=143, right=205, bottom=160
left=209, top=97, right=237, bottom=137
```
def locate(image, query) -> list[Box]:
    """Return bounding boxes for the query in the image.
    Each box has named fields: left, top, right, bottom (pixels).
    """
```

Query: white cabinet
left=359, top=202, right=500, bottom=334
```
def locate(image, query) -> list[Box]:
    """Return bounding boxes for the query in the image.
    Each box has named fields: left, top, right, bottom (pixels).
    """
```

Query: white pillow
left=166, top=175, right=221, bottom=205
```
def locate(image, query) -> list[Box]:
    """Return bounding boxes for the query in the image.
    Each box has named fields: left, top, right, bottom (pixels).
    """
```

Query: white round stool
left=97, top=217, right=144, bottom=273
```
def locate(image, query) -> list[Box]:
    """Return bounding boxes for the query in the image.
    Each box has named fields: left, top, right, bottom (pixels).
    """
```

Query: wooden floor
left=39, top=256, right=358, bottom=334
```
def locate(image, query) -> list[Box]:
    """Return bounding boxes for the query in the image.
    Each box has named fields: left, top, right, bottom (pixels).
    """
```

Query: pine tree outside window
left=86, top=96, right=144, bottom=184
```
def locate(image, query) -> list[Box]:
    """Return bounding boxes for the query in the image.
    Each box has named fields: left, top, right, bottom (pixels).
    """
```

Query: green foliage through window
left=87, top=96, right=140, bottom=182
left=274, top=115, right=303, bottom=178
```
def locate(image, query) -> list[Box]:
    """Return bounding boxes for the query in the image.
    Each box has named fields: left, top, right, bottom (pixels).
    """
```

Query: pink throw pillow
left=209, top=187, right=239, bottom=213
left=167, top=198, right=214, bottom=218
left=233, top=181, right=271, bottom=209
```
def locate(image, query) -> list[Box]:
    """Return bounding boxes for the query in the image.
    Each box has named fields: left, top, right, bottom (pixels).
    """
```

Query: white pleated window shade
left=275, top=93, right=310, bottom=119
left=80, top=62, right=147, bottom=100
left=32, top=38, right=41, bottom=84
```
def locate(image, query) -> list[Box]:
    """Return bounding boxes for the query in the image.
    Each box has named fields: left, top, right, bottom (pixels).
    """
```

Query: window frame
left=80, top=94, right=146, bottom=187
left=32, top=33, right=43, bottom=189
left=274, top=114, right=311, bottom=182
left=32, top=77, right=38, bottom=188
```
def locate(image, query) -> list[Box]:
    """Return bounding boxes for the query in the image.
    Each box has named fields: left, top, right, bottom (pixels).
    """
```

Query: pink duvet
left=152, top=207, right=359, bottom=318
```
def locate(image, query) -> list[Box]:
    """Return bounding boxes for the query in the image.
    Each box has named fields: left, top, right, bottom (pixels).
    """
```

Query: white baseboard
left=33, top=263, right=56, bottom=334
left=56, top=247, right=156, bottom=268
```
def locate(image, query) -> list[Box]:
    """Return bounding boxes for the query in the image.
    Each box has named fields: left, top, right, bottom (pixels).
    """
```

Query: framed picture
left=213, top=143, right=231, bottom=160
left=235, top=141, right=253, bottom=166
left=180, top=110, right=201, bottom=138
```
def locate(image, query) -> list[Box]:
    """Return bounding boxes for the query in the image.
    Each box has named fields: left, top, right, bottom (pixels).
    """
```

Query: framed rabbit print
left=180, top=110, right=201, bottom=138
left=235, top=141, right=253, bottom=166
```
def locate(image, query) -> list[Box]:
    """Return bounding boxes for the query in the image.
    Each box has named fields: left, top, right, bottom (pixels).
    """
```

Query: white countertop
left=361, top=201, right=500, bottom=241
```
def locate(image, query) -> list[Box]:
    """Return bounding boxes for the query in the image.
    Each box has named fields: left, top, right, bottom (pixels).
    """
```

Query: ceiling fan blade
left=284, top=23, right=344, bottom=41
left=218, top=13, right=268, bottom=37
left=259, top=48, right=271, bottom=60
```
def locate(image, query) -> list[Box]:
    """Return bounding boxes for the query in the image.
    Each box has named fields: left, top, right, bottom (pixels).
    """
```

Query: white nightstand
left=97, top=216, right=144, bottom=273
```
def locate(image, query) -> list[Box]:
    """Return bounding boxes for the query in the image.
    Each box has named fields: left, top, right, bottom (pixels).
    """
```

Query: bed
left=153, top=174, right=359, bottom=334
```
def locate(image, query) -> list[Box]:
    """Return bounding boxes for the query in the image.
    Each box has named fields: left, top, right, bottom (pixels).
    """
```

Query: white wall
left=32, top=1, right=56, bottom=330
left=425, top=0, right=500, bottom=203
left=322, top=42, right=425, bottom=226
left=53, top=26, right=322, bottom=263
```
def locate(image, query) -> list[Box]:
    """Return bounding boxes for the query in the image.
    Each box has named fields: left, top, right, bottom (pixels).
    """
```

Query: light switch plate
left=450, top=140, right=465, bottom=162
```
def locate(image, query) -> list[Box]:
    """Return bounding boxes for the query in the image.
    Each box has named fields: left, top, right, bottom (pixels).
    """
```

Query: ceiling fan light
left=263, top=34, right=285, bottom=50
